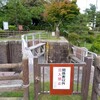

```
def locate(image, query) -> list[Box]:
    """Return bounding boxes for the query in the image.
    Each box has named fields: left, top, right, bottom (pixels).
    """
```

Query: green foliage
left=0, top=29, right=5, bottom=33
left=59, top=13, right=89, bottom=36
left=83, top=35, right=95, bottom=43
left=66, top=25, right=89, bottom=34
left=43, top=0, right=79, bottom=28
left=96, top=11, right=100, bottom=29
left=90, top=36, right=100, bottom=54
left=68, top=33, right=80, bottom=45
left=88, top=31, right=94, bottom=35
left=60, top=27, right=69, bottom=37
left=30, top=5, right=44, bottom=19
left=96, top=34, right=100, bottom=39
left=0, top=0, right=32, bottom=30
left=85, top=4, right=96, bottom=30
left=9, top=25, right=17, bottom=31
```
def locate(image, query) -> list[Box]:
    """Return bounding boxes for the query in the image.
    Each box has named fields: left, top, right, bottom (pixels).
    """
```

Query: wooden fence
left=0, top=58, right=29, bottom=100
left=34, top=56, right=92, bottom=100
left=0, top=31, right=28, bottom=38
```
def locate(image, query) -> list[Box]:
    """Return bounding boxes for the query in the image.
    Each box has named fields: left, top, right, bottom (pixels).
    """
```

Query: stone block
left=0, top=41, right=8, bottom=64
left=8, top=41, right=22, bottom=63
left=48, top=42, right=69, bottom=63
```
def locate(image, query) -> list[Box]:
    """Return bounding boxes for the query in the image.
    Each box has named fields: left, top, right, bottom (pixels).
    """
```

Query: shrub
left=9, top=25, right=17, bottom=31
left=60, top=28, right=69, bottom=38
left=68, top=33, right=80, bottom=45
left=88, top=31, right=94, bottom=35
left=90, top=37, right=100, bottom=54
left=84, top=35, right=95, bottom=43
left=66, top=25, right=89, bottom=34
left=0, top=30, right=5, bottom=33
left=96, top=34, right=100, bottom=39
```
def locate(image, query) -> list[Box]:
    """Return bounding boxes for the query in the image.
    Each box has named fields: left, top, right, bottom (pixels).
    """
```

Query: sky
left=77, top=0, right=100, bottom=13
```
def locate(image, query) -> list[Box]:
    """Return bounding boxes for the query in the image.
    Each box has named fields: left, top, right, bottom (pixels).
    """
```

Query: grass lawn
left=0, top=31, right=60, bottom=41
left=0, top=82, right=100, bottom=100
left=25, top=32, right=59, bottom=41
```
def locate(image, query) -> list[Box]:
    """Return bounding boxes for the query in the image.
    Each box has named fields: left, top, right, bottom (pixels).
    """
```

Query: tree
left=66, top=13, right=89, bottom=34
left=7, top=0, right=32, bottom=27
left=85, top=4, right=96, bottom=30
left=30, top=4, right=44, bottom=22
left=95, top=11, right=100, bottom=30
left=0, top=0, right=32, bottom=30
left=43, top=0, right=79, bottom=38
left=0, top=0, right=8, bottom=28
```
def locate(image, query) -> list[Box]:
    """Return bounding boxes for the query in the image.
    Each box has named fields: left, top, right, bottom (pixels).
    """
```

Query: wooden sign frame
left=50, top=63, right=74, bottom=95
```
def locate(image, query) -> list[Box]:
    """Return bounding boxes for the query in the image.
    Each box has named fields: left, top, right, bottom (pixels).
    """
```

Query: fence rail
left=0, top=31, right=28, bottom=38
left=0, top=58, right=29, bottom=100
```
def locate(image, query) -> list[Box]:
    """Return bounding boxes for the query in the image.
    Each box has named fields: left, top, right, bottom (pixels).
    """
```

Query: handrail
left=21, top=32, right=46, bottom=59
left=72, top=46, right=97, bottom=62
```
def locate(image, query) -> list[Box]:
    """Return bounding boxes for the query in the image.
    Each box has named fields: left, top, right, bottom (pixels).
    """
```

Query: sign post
left=50, top=64, right=74, bottom=95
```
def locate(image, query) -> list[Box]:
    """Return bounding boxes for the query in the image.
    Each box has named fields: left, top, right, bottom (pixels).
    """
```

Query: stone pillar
left=91, top=56, right=100, bottom=100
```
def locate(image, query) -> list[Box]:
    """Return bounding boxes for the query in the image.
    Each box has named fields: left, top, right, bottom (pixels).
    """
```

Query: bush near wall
left=0, top=30, right=5, bottom=33
left=90, top=38, right=100, bottom=54
left=68, top=33, right=80, bottom=46
left=9, top=25, right=17, bottom=31
left=83, top=35, right=95, bottom=43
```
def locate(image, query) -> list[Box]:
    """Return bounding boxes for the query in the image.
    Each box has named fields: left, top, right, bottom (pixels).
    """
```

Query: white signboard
left=53, top=67, right=71, bottom=89
left=3, top=22, right=9, bottom=30
left=52, top=32, right=55, bottom=36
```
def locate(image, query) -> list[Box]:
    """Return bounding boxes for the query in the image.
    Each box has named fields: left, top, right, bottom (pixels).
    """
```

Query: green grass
left=26, top=32, right=59, bottom=41
left=1, top=82, right=99, bottom=100
left=39, top=94, right=81, bottom=100
left=0, top=83, right=34, bottom=100
left=0, top=31, right=59, bottom=41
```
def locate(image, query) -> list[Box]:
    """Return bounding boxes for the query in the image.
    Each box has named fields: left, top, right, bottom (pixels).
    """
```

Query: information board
left=3, top=22, right=8, bottom=30
left=50, top=64, right=74, bottom=95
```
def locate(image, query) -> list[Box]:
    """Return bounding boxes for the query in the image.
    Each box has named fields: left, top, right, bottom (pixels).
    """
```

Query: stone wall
left=8, top=41, right=22, bottom=63
left=0, top=40, right=69, bottom=64
left=0, top=41, right=8, bottom=64
left=0, top=41, right=22, bottom=64
left=47, top=42, right=69, bottom=63
left=92, top=56, right=100, bottom=100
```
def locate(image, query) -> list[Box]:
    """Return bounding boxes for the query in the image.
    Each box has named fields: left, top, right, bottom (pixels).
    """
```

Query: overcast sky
left=77, top=0, right=100, bottom=13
